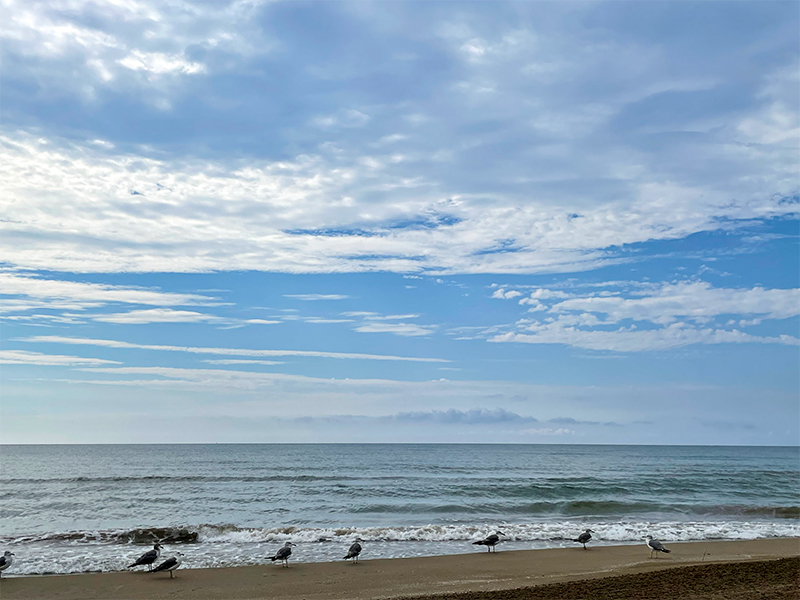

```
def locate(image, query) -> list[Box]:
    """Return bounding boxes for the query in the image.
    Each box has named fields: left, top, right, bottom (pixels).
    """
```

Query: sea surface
left=1, top=444, right=798, bottom=575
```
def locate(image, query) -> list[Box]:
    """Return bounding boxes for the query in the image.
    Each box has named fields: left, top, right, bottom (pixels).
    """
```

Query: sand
left=1, top=538, right=797, bottom=600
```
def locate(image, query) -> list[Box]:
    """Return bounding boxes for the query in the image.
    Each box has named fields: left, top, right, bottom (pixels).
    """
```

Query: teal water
left=1, top=444, right=797, bottom=573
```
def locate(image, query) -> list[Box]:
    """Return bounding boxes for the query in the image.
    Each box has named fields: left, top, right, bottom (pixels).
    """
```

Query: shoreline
left=1, top=538, right=797, bottom=599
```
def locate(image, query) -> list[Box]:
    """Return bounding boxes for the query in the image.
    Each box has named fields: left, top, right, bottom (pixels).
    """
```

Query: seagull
left=472, top=531, right=505, bottom=553
left=343, top=538, right=364, bottom=564
left=151, top=552, right=183, bottom=578
left=645, top=535, right=671, bottom=558
left=573, top=528, right=595, bottom=549
left=128, top=543, right=163, bottom=571
left=0, top=551, right=14, bottom=577
left=269, top=542, right=296, bottom=567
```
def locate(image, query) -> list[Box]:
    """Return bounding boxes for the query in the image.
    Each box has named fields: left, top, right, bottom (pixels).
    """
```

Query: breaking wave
left=6, top=517, right=799, bottom=549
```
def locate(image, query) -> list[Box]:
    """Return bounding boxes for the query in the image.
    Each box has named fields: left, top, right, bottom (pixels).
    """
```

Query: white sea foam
left=4, top=520, right=799, bottom=575
left=194, top=520, right=800, bottom=544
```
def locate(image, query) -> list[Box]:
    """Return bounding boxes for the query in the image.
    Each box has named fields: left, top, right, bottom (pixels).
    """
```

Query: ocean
left=1, top=444, right=797, bottom=574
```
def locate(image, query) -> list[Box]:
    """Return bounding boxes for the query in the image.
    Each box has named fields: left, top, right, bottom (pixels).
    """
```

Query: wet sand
left=1, top=538, right=797, bottom=600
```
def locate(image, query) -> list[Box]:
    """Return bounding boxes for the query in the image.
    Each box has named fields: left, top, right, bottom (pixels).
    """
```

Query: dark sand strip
left=395, top=557, right=800, bottom=600
left=1, top=538, right=797, bottom=600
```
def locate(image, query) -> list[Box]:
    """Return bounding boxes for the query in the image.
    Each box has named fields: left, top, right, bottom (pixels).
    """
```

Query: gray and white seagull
left=343, top=538, right=364, bottom=564
left=644, top=535, right=671, bottom=558
left=128, top=543, right=163, bottom=571
left=269, top=541, right=296, bottom=567
left=0, top=551, right=14, bottom=578
left=573, top=528, right=595, bottom=549
left=151, top=552, right=184, bottom=578
left=472, top=530, right=505, bottom=553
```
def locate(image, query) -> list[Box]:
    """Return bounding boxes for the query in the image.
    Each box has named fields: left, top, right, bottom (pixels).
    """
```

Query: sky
left=0, top=0, right=798, bottom=445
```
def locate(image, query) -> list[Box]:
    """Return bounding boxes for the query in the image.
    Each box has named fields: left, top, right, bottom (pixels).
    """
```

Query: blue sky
left=1, top=0, right=798, bottom=444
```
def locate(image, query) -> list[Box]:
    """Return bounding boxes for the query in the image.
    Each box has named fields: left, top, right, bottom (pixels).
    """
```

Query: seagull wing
left=128, top=549, right=157, bottom=567
left=344, top=542, right=362, bottom=558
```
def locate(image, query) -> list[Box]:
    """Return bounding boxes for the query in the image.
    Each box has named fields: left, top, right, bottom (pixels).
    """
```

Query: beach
left=1, top=538, right=797, bottom=600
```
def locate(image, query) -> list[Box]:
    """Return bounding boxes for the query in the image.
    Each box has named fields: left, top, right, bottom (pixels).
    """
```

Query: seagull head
left=496, top=531, right=506, bottom=536
left=586, top=529, right=595, bottom=533
left=284, top=542, right=296, bottom=547
left=354, top=537, right=364, bottom=542
left=155, top=543, right=163, bottom=549
left=3, top=551, right=13, bottom=556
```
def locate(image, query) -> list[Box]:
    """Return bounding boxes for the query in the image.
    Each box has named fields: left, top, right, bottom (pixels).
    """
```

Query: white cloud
left=117, top=50, right=206, bottom=76
left=491, top=288, right=522, bottom=299
left=203, top=359, right=283, bottom=366
left=0, top=130, right=796, bottom=276
left=522, top=299, right=547, bottom=312
left=312, top=109, right=371, bottom=129
left=375, top=134, right=408, bottom=145
left=492, top=322, right=799, bottom=353
left=737, top=67, right=800, bottom=145
left=521, top=289, right=571, bottom=301
left=0, top=349, right=120, bottom=366
left=19, top=335, right=450, bottom=363
left=302, top=317, right=354, bottom=324
left=1, top=0, right=267, bottom=98
left=284, top=294, right=351, bottom=301
left=362, top=313, right=421, bottom=321
left=92, top=308, right=223, bottom=324
left=1, top=5, right=798, bottom=279
left=0, top=271, right=216, bottom=310
left=550, top=282, right=800, bottom=325
left=487, top=281, right=800, bottom=352
left=354, top=322, right=437, bottom=337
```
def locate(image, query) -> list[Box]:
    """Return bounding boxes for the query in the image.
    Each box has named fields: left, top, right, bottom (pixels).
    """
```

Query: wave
left=4, top=520, right=800, bottom=575
left=349, top=501, right=800, bottom=518
left=6, top=516, right=799, bottom=548
left=1, top=475, right=370, bottom=484
left=9, top=527, right=199, bottom=545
